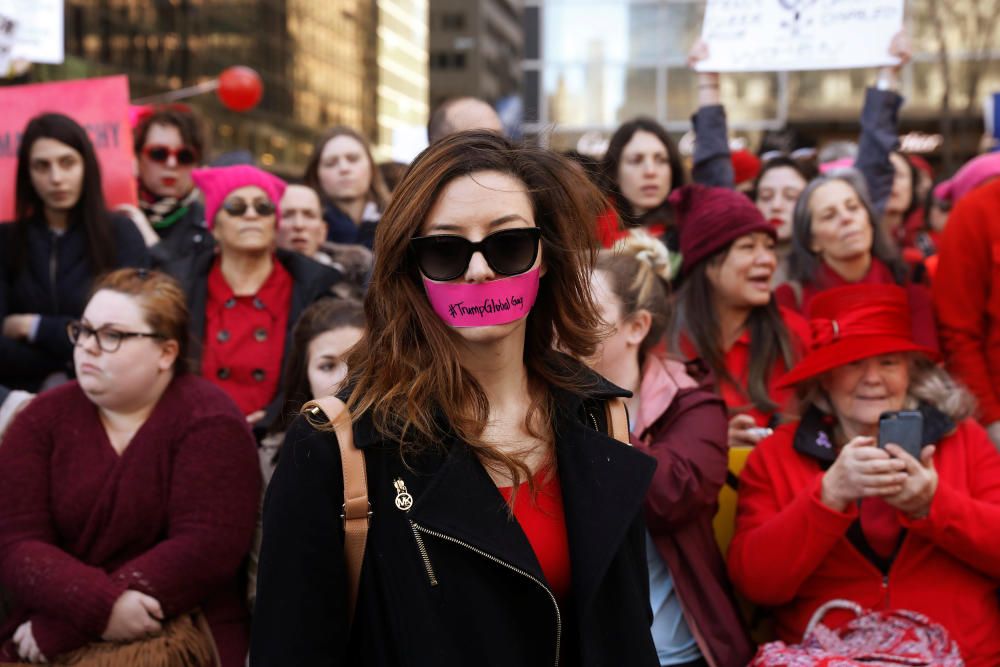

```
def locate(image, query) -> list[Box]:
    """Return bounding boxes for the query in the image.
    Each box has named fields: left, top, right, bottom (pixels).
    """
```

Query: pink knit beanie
left=671, top=184, right=775, bottom=275
left=191, top=165, right=287, bottom=229
left=934, top=152, right=1000, bottom=205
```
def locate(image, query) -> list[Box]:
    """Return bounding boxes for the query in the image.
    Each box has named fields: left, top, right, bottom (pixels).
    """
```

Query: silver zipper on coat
left=411, top=522, right=562, bottom=667
left=408, top=520, right=439, bottom=586
left=589, top=410, right=599, bottom=432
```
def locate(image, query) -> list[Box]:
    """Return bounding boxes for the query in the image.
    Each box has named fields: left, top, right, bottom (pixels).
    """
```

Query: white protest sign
left=696, top=0, right=903, bottom=73
left=0, top=0, right=62, bottom=64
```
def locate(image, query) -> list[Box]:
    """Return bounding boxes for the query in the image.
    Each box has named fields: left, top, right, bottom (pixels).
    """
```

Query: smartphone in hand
left=878, top=410, right=924, bottom=460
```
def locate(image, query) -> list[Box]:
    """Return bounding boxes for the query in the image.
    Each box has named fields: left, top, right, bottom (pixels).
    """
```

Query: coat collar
left=353, top=367, right=655, bottom=607
left=793, top=402, right=955, bottom=466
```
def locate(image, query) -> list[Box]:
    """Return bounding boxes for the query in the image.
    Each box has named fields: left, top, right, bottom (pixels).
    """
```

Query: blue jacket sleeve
left=853, top=87, right=903, bottom=217
left=691, top=105, right=735, bottom=188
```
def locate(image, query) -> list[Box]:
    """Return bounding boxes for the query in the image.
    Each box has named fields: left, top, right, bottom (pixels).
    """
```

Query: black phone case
left=878, top=411, right=924, bottom=459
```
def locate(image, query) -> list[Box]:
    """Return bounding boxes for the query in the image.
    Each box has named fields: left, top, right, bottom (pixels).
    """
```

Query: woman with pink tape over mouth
left=252, top=131, right=662, bottom=666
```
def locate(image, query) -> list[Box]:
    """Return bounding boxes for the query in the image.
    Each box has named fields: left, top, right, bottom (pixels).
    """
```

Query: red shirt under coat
left=498, top=470, right=572, bottom=602
left=727, top=418, right=1000, bottom=667
left=0, top=375, right=260, bottom=666
left=775, top=258, right=939, bottom=353
left=680, top=306, right=811, bottom=428
left=933, top=179, right=1000, bottom=424
left=202, top=257, right=292, bottom=416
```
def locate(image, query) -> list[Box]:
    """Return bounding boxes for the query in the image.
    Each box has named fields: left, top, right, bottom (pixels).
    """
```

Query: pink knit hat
left=934, top=152, right=1000, bottom=205
left=191, top=165, right=287, bottom=229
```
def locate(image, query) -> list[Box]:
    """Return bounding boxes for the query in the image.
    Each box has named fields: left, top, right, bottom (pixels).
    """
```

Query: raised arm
left=688, top=40, right=735, bottom=188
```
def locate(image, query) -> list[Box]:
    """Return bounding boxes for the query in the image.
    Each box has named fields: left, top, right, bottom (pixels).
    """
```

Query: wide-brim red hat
left=777, top=283, right=939, bottom=388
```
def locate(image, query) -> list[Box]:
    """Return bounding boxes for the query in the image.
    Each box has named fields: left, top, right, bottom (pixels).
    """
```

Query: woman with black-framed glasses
left=161, top=165, right=341, bottom=435
left=0, top=112, right=149, bottom=394
left=0, top=268, right=260, bottom=666
left=251, top=131, right=661, bottom=666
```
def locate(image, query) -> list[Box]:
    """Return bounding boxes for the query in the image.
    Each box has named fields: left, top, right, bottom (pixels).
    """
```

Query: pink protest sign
left=0, top=75, right=137, bottom=221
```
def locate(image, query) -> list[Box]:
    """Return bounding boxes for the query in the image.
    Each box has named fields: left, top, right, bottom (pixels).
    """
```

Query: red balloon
left=217, top=66, right=263, bottom=112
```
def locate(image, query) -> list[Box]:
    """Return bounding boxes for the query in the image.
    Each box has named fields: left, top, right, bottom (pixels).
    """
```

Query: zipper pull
left=393, top=478, right=413, bottom=511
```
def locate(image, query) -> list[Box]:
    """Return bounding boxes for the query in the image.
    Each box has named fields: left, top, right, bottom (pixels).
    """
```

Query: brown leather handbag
left=1, top=610, right=219, bottom=667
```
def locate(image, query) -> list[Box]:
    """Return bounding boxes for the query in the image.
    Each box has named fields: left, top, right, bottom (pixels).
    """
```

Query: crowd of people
left=1, top=32, right=1000, bottom=667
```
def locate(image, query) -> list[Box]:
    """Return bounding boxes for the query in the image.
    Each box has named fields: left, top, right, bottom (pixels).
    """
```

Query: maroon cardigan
left=0, top=374, right=260, bottom=666
left=632, top=355, right=755, bottom=667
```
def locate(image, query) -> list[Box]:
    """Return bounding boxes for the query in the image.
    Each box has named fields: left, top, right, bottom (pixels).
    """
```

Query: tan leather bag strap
left=304, top=396, right=369, bottom=627
left=604, top=397, right=630, bottom=445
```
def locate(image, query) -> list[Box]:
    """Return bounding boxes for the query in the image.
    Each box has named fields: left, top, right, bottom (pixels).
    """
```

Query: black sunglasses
left=222, top=198, right=276, bottom=217
left=410, top=227, right=542, bottom=282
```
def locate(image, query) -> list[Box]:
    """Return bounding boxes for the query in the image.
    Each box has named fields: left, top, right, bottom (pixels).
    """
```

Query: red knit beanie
left=670, top=184, right=776, bottom=275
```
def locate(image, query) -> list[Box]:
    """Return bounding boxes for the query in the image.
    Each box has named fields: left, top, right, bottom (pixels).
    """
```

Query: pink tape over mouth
left=422, top=268, right=540, bottom=328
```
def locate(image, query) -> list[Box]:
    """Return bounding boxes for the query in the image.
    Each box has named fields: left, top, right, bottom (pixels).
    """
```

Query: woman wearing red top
left=163, top=165, right=341, bottom=434
left=729, top=284, right=1000, bottom=667
left=596, top=117, right=686, bottom=249
left=0, top=268, right=259, bottom=666
left=777, top=169, right=938, bottom=351
left=588, top=231, right=753, bottom=667
left=251, top=131, right=659, bottom=666
left=668, top=185, right=809, bottom=448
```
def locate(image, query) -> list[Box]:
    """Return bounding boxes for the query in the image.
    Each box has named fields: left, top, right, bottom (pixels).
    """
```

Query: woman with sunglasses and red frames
left=0, top=112, right=148, bottom=394
left=251, top=131, right=660, bottom=666
left=129, top=106, right=215, bottom=266
left=162, top=165, right=341, bottom=434
left=0, top=268, right=259, bottom=666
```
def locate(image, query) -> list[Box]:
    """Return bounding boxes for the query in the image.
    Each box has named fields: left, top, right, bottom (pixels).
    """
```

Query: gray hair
left=795, top=353, right=976, bottom=423
left=788, top=169, right=904, bottom=284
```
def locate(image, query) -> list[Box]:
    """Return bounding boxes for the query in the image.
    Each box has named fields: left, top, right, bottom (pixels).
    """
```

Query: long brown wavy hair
left=344, top=130, right=606, bottom=487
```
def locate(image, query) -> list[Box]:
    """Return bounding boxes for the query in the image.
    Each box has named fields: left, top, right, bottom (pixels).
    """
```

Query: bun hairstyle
left=595, top=229, right=676, bottom=361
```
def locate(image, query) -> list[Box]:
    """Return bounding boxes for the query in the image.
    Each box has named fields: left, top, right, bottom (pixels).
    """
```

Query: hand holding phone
left=878, top=410, right=924, bottom=460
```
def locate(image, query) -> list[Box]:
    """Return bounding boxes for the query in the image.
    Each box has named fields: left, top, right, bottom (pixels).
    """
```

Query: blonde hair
left=595, top=230, right=676, bottom=360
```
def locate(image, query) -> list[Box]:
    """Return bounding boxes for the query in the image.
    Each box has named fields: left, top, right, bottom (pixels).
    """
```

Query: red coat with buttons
left=163, top=247, right=341, bottom=432
left=727, top=418, right=1000, bottom=667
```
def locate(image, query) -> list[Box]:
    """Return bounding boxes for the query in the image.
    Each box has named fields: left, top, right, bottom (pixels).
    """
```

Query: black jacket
left=250, top=373, right=660, bottom=666
left=0, top=214, right=149, bottom=390
left=149, top=199, right=216, bottom=267
left=162, top=247, right=341, bottom=431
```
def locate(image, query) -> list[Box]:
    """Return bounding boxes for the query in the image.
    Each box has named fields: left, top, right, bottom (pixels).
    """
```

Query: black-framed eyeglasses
left=409, top=227, right=542, bottom=282
left=222, top=198, right=276, bottom=217
left=67, top=321, right=165, bottom=353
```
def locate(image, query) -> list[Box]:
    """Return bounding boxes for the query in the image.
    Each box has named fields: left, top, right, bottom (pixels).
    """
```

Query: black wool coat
left=250, top=374, right=660, bottom=667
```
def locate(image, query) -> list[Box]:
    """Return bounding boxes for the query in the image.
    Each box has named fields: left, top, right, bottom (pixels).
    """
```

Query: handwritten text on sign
left=696, top=0, right=904, bottom=73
